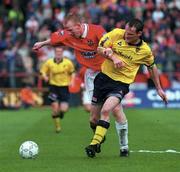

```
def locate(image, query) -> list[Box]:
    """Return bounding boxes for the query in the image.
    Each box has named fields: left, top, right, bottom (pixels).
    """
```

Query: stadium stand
left=0, top=0, right=179, bottom=89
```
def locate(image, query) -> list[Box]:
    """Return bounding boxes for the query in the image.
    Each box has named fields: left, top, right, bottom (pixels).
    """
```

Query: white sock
left=115, top=121, right=128, bottom=150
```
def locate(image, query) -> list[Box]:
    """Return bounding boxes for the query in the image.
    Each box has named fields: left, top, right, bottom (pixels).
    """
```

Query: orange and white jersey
left=50, top=24, right=106, bottom=71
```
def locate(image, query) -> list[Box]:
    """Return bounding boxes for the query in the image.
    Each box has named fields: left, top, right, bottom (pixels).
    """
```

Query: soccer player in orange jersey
left=33, top=13, right=129, bottom=154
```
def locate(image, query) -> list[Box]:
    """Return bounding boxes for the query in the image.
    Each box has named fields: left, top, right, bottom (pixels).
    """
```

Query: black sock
left=59, top=112, right=64, bottom=119
left=90, top=122, right=97, bottom=133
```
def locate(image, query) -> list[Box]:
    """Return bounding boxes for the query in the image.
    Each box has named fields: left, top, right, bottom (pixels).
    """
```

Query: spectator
left=0, top=0, right=179, bottom=88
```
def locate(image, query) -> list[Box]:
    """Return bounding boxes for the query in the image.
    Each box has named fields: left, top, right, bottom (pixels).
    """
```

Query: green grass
left=0, top=107, right=180, bottom=172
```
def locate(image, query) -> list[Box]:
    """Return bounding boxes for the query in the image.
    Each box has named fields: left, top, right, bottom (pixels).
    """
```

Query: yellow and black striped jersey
left=40, top=57, right=75, bottom=86
left=99, top=28, right=154, bottom=84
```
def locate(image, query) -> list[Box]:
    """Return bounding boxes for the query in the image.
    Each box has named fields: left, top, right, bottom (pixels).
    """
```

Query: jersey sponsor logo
left=80, top=51, right=97, bottom=59
left=114, top=50, right=133, bottom=61
left=87, top=39, right=94, bottom=46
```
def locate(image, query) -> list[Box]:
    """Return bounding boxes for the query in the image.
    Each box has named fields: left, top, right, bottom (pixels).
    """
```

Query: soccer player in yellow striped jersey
left=40, top=46, right=75, bottom=133
left=100, top=29, right=154, bottom=84
left=85, top=18, right=168, bottom=158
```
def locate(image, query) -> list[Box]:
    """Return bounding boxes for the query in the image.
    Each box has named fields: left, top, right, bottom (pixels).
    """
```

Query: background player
left=40, top=46, right=75, bottom=133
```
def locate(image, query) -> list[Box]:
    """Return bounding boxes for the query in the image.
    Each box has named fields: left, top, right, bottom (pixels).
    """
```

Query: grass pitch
left=0, top=107, right=180, bottom=172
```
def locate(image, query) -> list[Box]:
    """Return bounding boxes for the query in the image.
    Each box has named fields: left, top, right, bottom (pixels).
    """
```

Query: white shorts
left=82, top=89, right=91, bottom=105
left=84, top=68, right=99, bottom=103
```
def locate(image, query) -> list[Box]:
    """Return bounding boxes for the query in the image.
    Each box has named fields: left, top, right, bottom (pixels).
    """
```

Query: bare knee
left=101, top=107, right=111, bottom=120
left=112, top=105, right=121, bottom=113
left=61, top=106, right=69, bottom=112
left=112, top=104, right=127, bottom=123
left=60, top=103, right=69, bottom=112
left=83, top=104, right=91, bottom=112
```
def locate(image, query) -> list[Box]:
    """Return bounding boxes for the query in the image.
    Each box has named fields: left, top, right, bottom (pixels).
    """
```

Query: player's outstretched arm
left=97, top=46, right=124, bottom=68
left=148, top=64, right=168, bottom=104
left=32, top=39, right=51, bottom=51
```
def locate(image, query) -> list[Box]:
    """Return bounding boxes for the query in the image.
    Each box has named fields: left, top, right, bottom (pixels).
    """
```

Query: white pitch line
left=130, top=149, right=180, bottom=154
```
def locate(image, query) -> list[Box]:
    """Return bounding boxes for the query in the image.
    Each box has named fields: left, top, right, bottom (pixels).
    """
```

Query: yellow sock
left=54, top=118, right=61, bottom=132
left=90, top=126, right=107, bottom=145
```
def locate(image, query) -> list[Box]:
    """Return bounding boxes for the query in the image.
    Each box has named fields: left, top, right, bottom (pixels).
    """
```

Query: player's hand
left=157, top=89, right=168, bottom=105
left=103, top=48, right=113, bottom=57
left=32, top=42, right=43, bottom=51
left=112, top=56, right=125, bottom=68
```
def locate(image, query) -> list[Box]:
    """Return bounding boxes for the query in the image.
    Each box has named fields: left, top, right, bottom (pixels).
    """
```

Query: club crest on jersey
left=118, top=41, right=122, bottom=46
left=87, top=39, right=94, bottom=46
left=136, top=47, right=140, bottom=52
left=59, top=30, right=64, bottom=35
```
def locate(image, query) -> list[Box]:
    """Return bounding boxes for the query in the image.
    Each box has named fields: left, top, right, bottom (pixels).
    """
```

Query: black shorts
left=92, top=72, right=129, bottom=105
left=48, top=85, right=70, bottom=103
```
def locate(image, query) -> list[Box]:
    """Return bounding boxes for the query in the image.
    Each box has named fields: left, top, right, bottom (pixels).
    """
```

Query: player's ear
left=137, top=31, right=142, bottom=37
left=125, top=23, right=129, bottom=30
left=62, top=20, right=66, bottom=28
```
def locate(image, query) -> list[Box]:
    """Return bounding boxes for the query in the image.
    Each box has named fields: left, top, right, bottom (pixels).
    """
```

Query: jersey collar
left=123, top=33, right=143, bottom=46
left=81, top=24, right=88, bottom=38
left=54, top=58, right=63, bottom=64
left=128, top=39, right=143, bottom=46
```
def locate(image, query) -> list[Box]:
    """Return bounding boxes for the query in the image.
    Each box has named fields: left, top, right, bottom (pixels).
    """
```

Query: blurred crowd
left=0, top=0, right=180, bottom=88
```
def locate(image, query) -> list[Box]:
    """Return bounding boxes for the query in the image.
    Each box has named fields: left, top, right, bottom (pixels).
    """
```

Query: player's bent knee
left=60, top=103, right=69, bottom=112
left=101, top=108, right=111, bottom=117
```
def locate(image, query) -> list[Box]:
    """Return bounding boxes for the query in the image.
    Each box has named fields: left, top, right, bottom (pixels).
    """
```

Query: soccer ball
left=19, top=141, right=39, bottom=159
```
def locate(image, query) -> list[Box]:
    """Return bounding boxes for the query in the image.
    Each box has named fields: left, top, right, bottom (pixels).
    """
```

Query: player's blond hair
left=64, top=13, right=81, bottom=24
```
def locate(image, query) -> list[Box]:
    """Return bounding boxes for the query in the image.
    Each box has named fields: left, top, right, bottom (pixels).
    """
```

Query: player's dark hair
left=128, top=18, right=144, bottom=32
